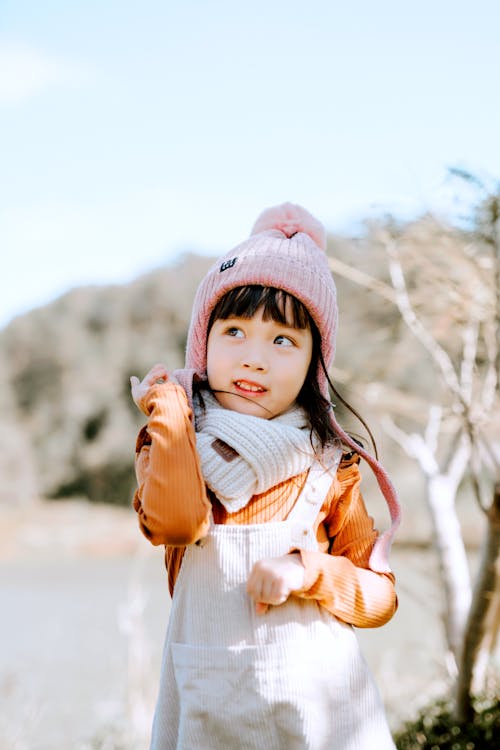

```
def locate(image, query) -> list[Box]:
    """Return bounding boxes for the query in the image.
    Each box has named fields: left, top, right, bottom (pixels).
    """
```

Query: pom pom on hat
left=251, top=202, right=327, bottom=251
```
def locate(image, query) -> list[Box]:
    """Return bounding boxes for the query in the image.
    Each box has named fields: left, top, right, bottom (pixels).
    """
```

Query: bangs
left=208, top=286, right=312, bottom=331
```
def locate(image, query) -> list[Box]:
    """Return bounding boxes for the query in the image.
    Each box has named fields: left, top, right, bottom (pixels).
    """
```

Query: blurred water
left=0, top=546, right=452, bottom=749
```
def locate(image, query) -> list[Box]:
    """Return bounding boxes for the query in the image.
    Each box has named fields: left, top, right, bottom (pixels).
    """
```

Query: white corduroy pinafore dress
left=150, top=455, right=395, bottom=750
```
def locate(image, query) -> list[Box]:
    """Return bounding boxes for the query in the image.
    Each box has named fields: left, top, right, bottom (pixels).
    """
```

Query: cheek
left=206, top=339, right=225, bottom=385
left=206, top=350, right=216, bottom=384
left=294, top=365, right=310, bottom=395
left=292, top=352, right=313, bottom=394
left=279, top=358, right=309, bottom=395
left=206, top=329, right=216, bottom=363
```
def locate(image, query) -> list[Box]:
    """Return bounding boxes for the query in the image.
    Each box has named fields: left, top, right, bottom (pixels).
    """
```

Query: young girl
left=131, top=203, right=401, bottom=750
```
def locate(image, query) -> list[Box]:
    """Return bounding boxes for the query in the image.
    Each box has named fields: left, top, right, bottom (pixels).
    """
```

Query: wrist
left=140, top=381, right=176, bottom=413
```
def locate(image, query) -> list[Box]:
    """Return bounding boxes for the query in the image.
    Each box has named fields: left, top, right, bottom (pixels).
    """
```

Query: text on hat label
left=220, top=257, right=238, bottom=272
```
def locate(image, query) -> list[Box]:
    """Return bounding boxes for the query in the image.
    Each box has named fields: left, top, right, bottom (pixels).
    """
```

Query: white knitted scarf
left=194, top=392, right=317, bottom=513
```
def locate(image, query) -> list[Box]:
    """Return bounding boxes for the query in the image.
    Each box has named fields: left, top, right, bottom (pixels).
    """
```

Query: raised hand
left=130, top=363, right=169, bottom=410
left=246, top=553, right=305, bottom=615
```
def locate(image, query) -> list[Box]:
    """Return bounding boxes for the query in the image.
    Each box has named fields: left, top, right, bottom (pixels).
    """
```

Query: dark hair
left=207, top=285, right=311, bottom=331
left=198, top=285, right=377, bottom=455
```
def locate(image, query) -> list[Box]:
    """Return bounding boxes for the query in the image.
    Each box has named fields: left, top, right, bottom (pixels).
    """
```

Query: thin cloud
left=0, top=40, right=89, bottom=105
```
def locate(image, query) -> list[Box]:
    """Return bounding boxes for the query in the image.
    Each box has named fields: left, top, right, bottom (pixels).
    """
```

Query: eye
left=225, top=326, right=244, bottom=338
left=274, top=334, right=295, bottom=347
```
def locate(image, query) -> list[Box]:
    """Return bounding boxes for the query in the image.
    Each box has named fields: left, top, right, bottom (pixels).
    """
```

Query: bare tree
left=449, top=172, right=500, bottom=720
left=328, top=175, right=500, bottom=721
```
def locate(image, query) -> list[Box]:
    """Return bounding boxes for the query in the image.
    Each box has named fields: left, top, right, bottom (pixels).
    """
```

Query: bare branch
left=446, top=432, right=471, bottom=491
left=379, top=416, right=417, bottom=456
left=384, top=240, right=465, bottom=404
left=424, top=405, right=442, bottom=456
left=381, top=415, right=439, bottom=476
left=476, top=431, right=500, bottom=475
left=331, top=366, right=432, bottom=423
left=327, top=257, right=396, bottom=303
left=448, top=167, right=488, bottom=194
left=460, top=320, right=479, bottom=405
left=481, top=321, right=498, bottom=412
left=494, top=211, right=500, bottom=386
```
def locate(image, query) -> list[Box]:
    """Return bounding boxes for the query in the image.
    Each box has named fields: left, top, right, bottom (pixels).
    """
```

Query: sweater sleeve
left=132, top=382, right=212, bottom=546
left=294, top=459, right=398, bottom=628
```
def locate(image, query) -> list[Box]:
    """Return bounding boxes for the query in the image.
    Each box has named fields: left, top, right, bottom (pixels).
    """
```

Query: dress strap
left=288, top=448, right=342, bottom=549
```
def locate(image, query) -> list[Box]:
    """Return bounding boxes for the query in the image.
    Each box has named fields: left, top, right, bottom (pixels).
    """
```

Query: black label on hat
left=220, top=257, right=237, bottom=272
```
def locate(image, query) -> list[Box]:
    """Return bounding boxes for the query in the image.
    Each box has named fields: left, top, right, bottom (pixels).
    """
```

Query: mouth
left=233, top=379, right=267, bottom=395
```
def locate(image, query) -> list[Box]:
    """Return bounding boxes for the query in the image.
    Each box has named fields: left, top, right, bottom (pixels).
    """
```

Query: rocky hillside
left=0, top=253, right=214, bottom=507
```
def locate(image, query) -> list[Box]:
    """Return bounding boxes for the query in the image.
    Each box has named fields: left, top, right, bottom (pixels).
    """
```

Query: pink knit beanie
left=185, top=203, right=337, bottom=397
left=174, top=202, right=401, bottom=572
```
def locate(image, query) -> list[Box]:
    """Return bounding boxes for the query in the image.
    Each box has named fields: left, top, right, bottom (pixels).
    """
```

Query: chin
left=215, top=392, right=272, bottom=419
left=238, top=404, right=271, bottom=419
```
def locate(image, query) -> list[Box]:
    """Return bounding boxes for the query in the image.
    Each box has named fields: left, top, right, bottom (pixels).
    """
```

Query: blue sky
left=1, top=0, right=499, bottom=327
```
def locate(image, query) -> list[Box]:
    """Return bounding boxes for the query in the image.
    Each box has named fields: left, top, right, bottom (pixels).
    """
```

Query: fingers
left=144, top=363, right=169, bottom=385
left=255, top=602, right=269, bottom=616
left=257, top=576, right=287, bottom=606
left=246, top=557, right=293, bottom=611
left=130, top=365, right=169, bottom=391
left=130, top=364, right=170, bottom=408
left=130, top=375, right=142, bottom=403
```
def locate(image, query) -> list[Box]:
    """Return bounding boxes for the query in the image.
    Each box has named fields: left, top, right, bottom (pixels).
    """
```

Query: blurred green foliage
left=395, top=693, right=499, bottom=749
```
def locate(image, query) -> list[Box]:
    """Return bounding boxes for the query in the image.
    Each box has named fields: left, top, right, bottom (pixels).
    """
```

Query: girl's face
left=206, top=306, right=313, bottom=419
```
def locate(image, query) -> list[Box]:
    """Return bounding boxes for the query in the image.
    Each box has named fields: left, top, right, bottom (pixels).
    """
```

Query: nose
left=241, top=343, right=268, bottom=372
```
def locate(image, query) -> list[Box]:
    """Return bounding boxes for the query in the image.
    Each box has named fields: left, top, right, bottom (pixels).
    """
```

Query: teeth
left=235, top=381, right=265, bottom=393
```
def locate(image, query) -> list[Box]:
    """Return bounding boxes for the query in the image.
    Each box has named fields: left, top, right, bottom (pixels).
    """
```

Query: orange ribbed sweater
left=133, top=382, right=397, bottom=628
